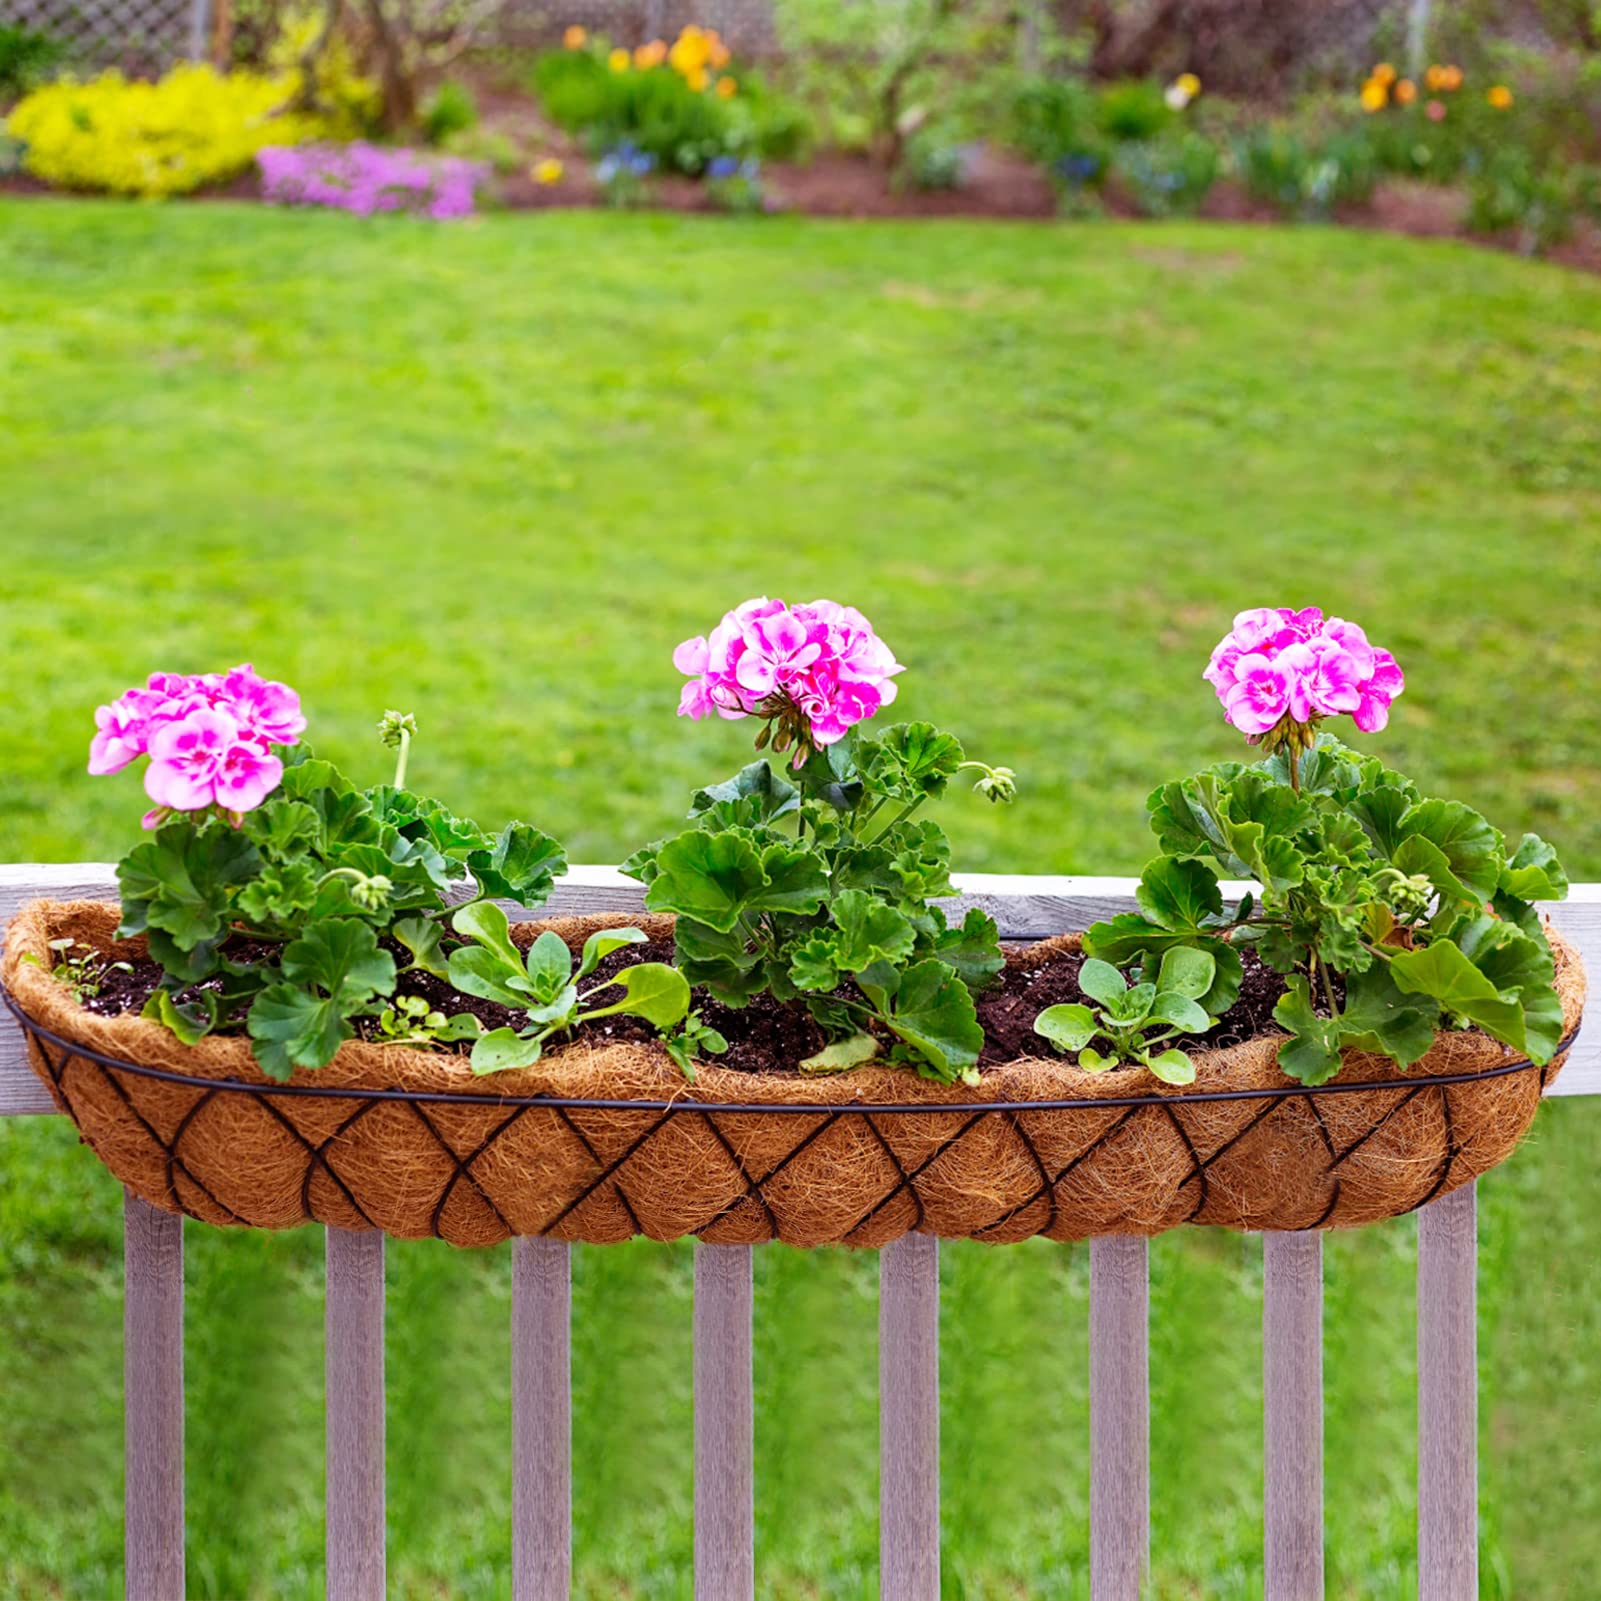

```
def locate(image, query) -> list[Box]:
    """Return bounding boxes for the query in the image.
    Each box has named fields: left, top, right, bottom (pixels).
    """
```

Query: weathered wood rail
left=2, top=864, right=1596, bottom=1601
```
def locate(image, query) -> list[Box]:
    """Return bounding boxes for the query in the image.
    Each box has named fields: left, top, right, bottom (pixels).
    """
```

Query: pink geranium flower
left=1203, top=607, right=1403, bottom=741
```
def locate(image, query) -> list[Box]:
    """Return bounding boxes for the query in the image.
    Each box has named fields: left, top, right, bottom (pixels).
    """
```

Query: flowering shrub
left=626, top=597, right=1015, bottom=1084
left=258, top=142, right=487, bottom=218
left=6, top=64, right=324, bottom=197
left=1082, top=606, right=1570, bottom=1085
left=89, top=675, right=596, bottom=1077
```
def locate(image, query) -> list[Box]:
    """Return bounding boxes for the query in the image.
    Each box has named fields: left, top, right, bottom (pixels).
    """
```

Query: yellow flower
left=669, top=24, right=710, bottom=74
left=1487, top=84, right=1513, bottom=109
left=562, top=24, right=586, bottom=48
left=715, top=74, right=736, bottom=98
left=608, top=47, right=631, bottom=72
left=686, top=64, right=709, bottom=92
left=1359, top=80, right=1388, bottom=112
left=1370, top=61, right=1397, bottom=86
left=533, top=157, right=564, bottom=184
left=634, top=39, right=667, bottom=67
left=1176, top=72, right=1201, bottom=97
left=1394, top=77, right=1417, bottom=104
left=1424, top=64, right=1445, bottom=90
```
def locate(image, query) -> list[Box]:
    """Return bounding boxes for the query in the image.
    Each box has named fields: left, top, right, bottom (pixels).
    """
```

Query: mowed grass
left=0, top=200, right=1599, bottom=1598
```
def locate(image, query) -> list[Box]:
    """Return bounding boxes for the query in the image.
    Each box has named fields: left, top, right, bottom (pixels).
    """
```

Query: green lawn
left=1, top=199, right=1599, bottom=1599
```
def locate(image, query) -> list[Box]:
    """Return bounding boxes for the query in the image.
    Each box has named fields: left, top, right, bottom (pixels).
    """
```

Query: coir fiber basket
left=2, top=899, right=1586, bottom=1249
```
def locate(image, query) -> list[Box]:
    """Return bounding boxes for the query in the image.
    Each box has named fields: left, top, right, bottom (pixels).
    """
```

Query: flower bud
left=377, top=710, right=418, bottom=748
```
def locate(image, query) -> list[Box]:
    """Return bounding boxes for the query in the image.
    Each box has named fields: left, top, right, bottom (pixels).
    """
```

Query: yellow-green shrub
left=266, top=9, right=381, bottom=136
left=6, top=63, right=325, bottom=197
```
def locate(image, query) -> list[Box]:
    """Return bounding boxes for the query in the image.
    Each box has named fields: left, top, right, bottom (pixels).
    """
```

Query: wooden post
left=1418, top=1183, right=1477, bottom=1601
left=513, top=1238, right=571, bottom=1601
left=124, top=1194, right=184, bottom=1601
left=880, top=1233, right=940, bottom=1600
left=694, top=1243, right=754, bottom=1601
left=1263, top=1232, right=1323, bottom=1600
left=326, top=1227, right=385, bottom=1601
left=1090, top=1235, right=1148, bottom=1601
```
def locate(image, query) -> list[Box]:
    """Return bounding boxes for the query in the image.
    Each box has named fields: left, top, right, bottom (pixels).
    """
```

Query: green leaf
left=1077, top=958, right=1127, bottom=1008
left=525, top=983, right=579, bottom=1028
left=931, top=907, right=1005, bottom=993
left=859, top=722, right=966, bottom=802
left=435, top=1013, right=485, bottom=1042
left=1337, top=965, right=1437, bottom=1068
left=1388, top=939, right=1529, bottom=1053
left=1148, top=993, right=1210, bottom=1032
left=1453, top=915, right=1563, bottom=1064
left=1034, top=1003, right=1097, bottom=1053
left=142, top=988, right=219, bottom=1047
left=618, top=840, right=663, bottom=886
left=1112, top=983, right=1156, bottom=1024
left=788, top=934, right=843, bottom=993
left=831, top=889, right=917, bottom=971
left=884, top=819, right=956, bottom=902
left=1156, top=944, right=1215, bottom=1001
left=689, top=761, right=800, bottom=828
left=1272, top=978, right=1344, bottom=1086
left=1348, top=784, right=1413, bottom=858
left=582, top=963, right=691, bottom=1029
left=1135, top=857, right=1225, bottom=932
left=644, top=829, right=765, bottom=932
left=523, top=931, right=575, bottom=1003
left=281, top=918, right=397, bottom=1003
left=469, top=823, right=567, bottom=908
left=235, top=860, right=320, bottom=928
left=577, top=926, right=649, bottom=980
left=248, top=984, right=351, bottom=1080
left=246, top=798, right=322, bottom=858
left=393, top=915, right=450, bottom=980
left=880, top=959, right=984, bottom=1081
left=799, top=1033, right=881, bottom=1073
left=1500, top=833, right=1568, bottom=903
left=1082, top=913, right=1199, bottom=966
left=448, top=946, right=539, bottom=1009
left=1145, top=1048, right=1197, bottom=1086
left=471, top=1028, right=545, bottom=1075
left=1397, top=799, right=1502, bottom=904
left=451, top=900, right=524, bottom=971
left=117, top=822, right=261, bottom=950
left=748, top=839, right=832, bottom=919
left=1078, top=1047, right=1116, bottom=1072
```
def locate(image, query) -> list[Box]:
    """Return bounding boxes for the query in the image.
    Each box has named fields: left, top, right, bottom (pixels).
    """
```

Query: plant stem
left=1287, top=745, right=1300, bottom=794
left=393, top=727, right=411, bottom=789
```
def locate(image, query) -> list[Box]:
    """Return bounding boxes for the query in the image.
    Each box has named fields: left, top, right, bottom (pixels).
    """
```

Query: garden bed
left=3, top=899, right=1584, bottom=1249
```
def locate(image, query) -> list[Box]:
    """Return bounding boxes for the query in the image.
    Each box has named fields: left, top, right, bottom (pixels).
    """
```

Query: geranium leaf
left=932, top=907, right=1005, bottom=993
left=143, top=987, right=219, bottom=1047
left=393, top=915, right=450, bottom=980
left=645, top=829, right=767, bottom=932
left=1135, top=857, right=1224, bottom=932
left=748, top=840, right=831, bottom=919
left=881, top=958, right=983, bottom=1081
left=1398, top=799, right=1502, bottom=904
left=1272, top=977, right=1344, bottom=1086
left=1388, top=939, right=1529, bottom=1054
left=280, top=918, right=397, bottom=1004
left=859, top=722, right=966, bottom=803
left=117, top=822, right=261, bottom=950
left=788, top=934, right=842, bottom=993
left=1337, top=965, right=1437, bottom=1068
left=247, top=984, right=350, bottom=1080
left=689, top=761, right=800, bottom=827
left=799, top=1033, right=881, bottom=1073
left=1499, top=833, right=1568, bottom=903
left=469, top=822, right=566, bottom=908
left=831, top=889, right=917, bottom=971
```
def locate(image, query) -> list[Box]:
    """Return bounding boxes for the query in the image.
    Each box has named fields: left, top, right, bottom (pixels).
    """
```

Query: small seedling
left=447, top=903, right=690, bottom=1074
left=1033, top=948, right=1223, bottom=1085
left=22, top=937, right=132, bottom=1003
left=374, top=994, right=484, bottom=1049
left=663, top=1011, right=729, bottom=1082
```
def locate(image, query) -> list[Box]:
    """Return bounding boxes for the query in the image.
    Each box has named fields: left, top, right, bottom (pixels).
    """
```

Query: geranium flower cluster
left=89, top=666, right=305, bottom=823
left=674, top=597, right=903, bottom=759
left=1203, top=607, right=1403, bottom=738
left=257, top=143, right=486, bottom=220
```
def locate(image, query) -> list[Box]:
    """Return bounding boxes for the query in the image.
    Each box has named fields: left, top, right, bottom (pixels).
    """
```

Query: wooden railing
left=2, top=864, right=1596, bottom=1601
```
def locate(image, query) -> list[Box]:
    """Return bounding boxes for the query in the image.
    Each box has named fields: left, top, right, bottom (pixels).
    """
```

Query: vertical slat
left=185, top=0, right=210, bottom=59
left=694, top=1243, right=754, bottom=1601
left=1090, top=1235, right=1148, bottom=1601
left=123, top=1192, right=184, bottom=1601
left=1418, top=1182, right=1477, bottom=1601
left=514, top=1238, right=571, bottom=1601
left=879, top=1232, right=940, bottom=1601
left=326, top=1227, right=385, bottom=1601
left=1263, top=1231, right=1324, bottom=1600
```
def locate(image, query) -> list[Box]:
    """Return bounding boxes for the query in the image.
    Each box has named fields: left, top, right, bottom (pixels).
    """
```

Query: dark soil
left=78, top=930, right=1290, bottom=1077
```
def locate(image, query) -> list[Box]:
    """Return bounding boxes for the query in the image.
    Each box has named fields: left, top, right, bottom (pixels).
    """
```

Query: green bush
left=0, top=22, right=64, bottom=102
left=898, top=129, right=966, bottom=191
left=1096, top=78, right=1173, bottom=142
left=1011, top=75, right=1098, bottom=165
left=1114, top=131, right=1219, bottom=216
left=421, top=78, right=476, bottom=145
left=1236, top=126, right=1376, bottom=218
left=1465, top=148, right=1575, bottom=253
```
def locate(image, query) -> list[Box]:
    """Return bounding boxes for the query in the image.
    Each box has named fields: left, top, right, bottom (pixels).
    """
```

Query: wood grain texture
left=513, top=1238, right=571, bottom=1601
left=123, top=1192, right=184, bottom=1601
left=694, top=1243, right=754, bottom=1601
left=1090, top=1235, right=1148, bottom=1601
left=325, top=1227, right=386, bottom=1601
left=879, top=1233, right=940, bottom=1601
left=3, top=870, right=1596, bottom=1112
left=1263, top=1232, right=1323, bottom=1601
left=1418, top=1182, right=1477, bottom=1601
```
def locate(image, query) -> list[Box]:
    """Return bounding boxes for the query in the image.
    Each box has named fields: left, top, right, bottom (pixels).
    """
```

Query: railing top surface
left=1, top=863, right=1595, bottom=1113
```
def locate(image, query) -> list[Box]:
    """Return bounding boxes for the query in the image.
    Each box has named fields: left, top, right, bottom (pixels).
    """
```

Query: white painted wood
left=326, top=1228, right=385, bottom=1601
left=1418, top=1182, right=1477, bottom=1601
left=123, top=1192, right=184, bottom=1601
left=694, top=1243, right=754, bottom=1601
left=1263, top=1231, right=1323, bottom=1600
left=879, top=1232, right=940, bottom=1601
left=1090, top=1235, right=1148, bottom=1601
left=513, top=1238, right=571, bottom=1601
left=3, top=870, right=1596, bottom=1112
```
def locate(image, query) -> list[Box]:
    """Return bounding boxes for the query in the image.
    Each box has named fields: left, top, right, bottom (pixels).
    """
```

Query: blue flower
left=707, top=155, right=739, bottom=179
